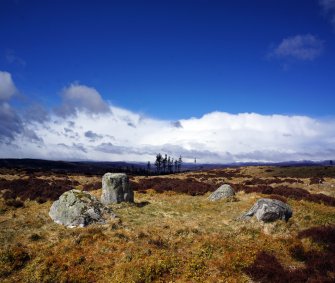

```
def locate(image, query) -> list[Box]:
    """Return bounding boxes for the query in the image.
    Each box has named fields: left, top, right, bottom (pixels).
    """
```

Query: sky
left=1, top=0, right=335, bottom=163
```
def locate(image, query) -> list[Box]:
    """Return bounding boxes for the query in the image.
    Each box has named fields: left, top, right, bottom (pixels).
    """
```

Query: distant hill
left=0, top=158, right=333, bottom=175
left=0, top=158, right=145, bottom=175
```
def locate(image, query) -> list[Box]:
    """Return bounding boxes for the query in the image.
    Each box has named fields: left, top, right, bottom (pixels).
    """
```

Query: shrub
left=289, top=243, right=307, bottom=262
left=309, top=177, right=325, bottom=185
left=82, top=181, right=101, bottom=191
left=131, top=178, right=216, bottom=196
left=246, top=226, right=335, bottom=282
left=244, top=251, right=288, bottom=282
left=29, top=234, right=42, bottom=241
left=235, top=184, right=335, bottom=206
left=0, top=177, right=79, bottom=203
left=243, top=178, right=303, bottom=186
left=298, top=225, right=335, bottom=246
left=267, top=194, right=287, bottom=203
left=5, top=199, right=24, bottom=208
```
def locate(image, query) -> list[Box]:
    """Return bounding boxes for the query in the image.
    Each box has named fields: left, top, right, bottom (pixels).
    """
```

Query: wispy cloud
left=84, top=130, right=103, bottom=142
left=0, top=71, right=17, bottom=100
left=0, top=102, right=23, bottom=142
left=1, top=77, right=335, bottom=163
left=5, top=50, right=26, bottom=67
left=269, top=34, right=324, bottom=61
left=319, top=0, right=335, bottom=28
left=0, top=71, right=21, bottom=142
left=0, top=71, right=43, bottom=144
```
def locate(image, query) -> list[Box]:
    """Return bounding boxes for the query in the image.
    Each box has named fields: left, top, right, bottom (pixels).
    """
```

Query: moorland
left=0, top=163, right=335, bottom=282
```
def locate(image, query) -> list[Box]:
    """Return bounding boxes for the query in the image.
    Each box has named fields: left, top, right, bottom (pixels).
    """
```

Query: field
left=1, top=166, right=335, bottom=282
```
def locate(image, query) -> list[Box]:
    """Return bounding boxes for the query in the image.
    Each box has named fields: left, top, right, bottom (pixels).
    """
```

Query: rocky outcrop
left=241, top=198, right=292, bottom=222
left=49, top=189, right=116, bottom=228
left=101, top=173, right=134, bottom=204
left=208, top=184, right=235, bottom=201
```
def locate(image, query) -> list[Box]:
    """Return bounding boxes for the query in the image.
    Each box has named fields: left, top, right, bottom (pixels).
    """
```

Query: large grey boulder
left=101, top=173, right=134, bottom=204
left=49, top=189, right=115, bottom=228
left=208, top=184, right=235, bottom=201
left=241, top=198, right=292, bottom=222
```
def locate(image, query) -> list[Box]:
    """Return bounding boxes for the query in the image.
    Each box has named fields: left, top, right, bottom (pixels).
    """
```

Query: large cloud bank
left=1, top=72, right=335, bottom=163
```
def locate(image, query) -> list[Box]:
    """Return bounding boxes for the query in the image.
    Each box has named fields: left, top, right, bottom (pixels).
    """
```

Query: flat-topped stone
left=101, top=173, right=134, bottom=204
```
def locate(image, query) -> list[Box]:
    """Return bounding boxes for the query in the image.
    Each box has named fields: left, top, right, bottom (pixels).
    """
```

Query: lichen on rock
left=101, top=173, right=134, bottom=204
left=208, top=184, right=235, bottom=201
left=49, top=189, right=116, bottom=228
left=241, top=198, right=292, bottom=223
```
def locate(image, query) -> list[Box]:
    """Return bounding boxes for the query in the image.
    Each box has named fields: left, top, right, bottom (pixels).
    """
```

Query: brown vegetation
left=234, top=184, right=335, bottom=207
left=243, top=177, right=303, bottom=185
left=131, top=171, right=335, bottom=207
left=131, top=177, right=216, bottom=196
left=0, top=177, right=79, bottom=203
left=246, top=225, right=335, bottom=283
left=0, top=165, right=335, bottom=282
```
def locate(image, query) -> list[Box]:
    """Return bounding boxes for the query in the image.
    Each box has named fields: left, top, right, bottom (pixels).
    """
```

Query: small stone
left=208, top=184, right=235, bottom=201
left=241, top=198, right=292, bottom=222
left=101, top=173, right=134, bottom=204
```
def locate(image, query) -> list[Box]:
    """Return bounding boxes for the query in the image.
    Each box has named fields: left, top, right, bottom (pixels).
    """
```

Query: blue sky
left=1, top=0, right=335, bottom=162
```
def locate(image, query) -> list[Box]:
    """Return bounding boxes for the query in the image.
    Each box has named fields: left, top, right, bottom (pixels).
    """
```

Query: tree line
left=147, top=154, right=183, bottom=174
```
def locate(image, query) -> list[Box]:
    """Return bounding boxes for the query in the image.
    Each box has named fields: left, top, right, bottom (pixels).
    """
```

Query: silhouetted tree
left=152, top=153, right=185, bottom=175
left=155, top=153, right=163, bottom=173
left=174, top=159, right=178, bottom=172
left=178, top=155, right=182, bottom=172
left=168, top=156, right=173, bottom=173
left=162, top=154, right=168, bottom=173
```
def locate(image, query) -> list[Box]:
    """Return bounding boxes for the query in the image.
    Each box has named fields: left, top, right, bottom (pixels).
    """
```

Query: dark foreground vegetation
left=245, top=225, right=335, bottom=283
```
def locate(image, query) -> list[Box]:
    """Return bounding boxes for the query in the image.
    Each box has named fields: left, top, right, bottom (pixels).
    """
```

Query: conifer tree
left=155, top=153, right=162, bottom=173
left=178, top=155, right=182, bottom=172
left=162, top=154, right=168, bottom=173
left=167, top=156, right=172, bottom=173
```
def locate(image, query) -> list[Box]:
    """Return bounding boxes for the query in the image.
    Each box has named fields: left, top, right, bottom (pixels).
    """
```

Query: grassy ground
left=0, top=166, right=335, bottom=282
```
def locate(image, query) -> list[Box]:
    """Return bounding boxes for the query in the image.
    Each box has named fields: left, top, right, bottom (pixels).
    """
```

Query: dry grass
left=1, top=166, right=335, bottom=282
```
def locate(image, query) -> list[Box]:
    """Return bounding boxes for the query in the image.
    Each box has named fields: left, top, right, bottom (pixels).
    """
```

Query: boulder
left=208, top=184, right=235, bottom=201
left=101, top=173, right=134, bottom=204
left=241, top=198, right=292, bottom=222
left=49, top=189, right=115, bottom=228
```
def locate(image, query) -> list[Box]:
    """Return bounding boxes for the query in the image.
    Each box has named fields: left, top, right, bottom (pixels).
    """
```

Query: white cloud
left=1, top=82, right=335, bottom=163
left=1, top=102, right=335, bottom=163
left=269, top=34, right=324, bottom=61
left=0, top=102, right=23, bottom=142
left=0, top=71, right=17, bottom=100
left=0, top=71, right=43, bottom=143
left=319, top=0, right=335, bottom=28
left=56, top=83, right=110, bottom=117
left=0, top=71, right=22, bottom=142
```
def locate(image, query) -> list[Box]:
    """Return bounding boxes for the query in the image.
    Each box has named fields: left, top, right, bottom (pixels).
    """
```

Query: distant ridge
left=0, top=158, right=141, bottom=175
left=0, top=158, right=333, bottom=175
